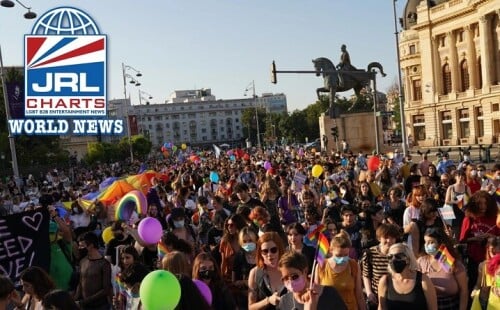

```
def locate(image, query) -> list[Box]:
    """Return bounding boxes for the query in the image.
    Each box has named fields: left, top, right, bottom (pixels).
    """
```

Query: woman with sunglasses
left=378, top=243, right=437, bottom=310
left=219, top=214, right=247, bottom=283
left=192, top=252, right=236, bottom=309
left=248, top=232, right=287, bottom=310
left=277, top=251, right=347, bottom=310
left=314, top=230, right=364, bottom=310
left=417, top=228, right=467, bottom=310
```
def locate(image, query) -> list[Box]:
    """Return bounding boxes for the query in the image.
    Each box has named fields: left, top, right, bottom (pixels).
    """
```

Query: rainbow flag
left=496, top=187, right=500, bottom=196
left=315, top=232, right=330, bottom=266
left=485, top=173, right=495, bottom=180
left=157, top=241, right=168, bottom=260
left=115, top=273, right=125, bottom=292
left=457, top=194, right=469, bottom=210
left=434, top=244, right=455, bottom=272
left=306, top=224, right=326, bottom=243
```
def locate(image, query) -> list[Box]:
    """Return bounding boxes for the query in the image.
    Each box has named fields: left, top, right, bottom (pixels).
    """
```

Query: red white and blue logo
left=24, top=7, right=106, bottom=118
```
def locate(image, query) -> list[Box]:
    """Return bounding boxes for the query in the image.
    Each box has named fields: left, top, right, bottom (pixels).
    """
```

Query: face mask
left=94, top=229, right=102, bottom=236
left=390, top=258, right=407, bottom=273
left=173, top=220, right=185, bottom=228
left=424, top=244, right=438, bottom=255
left=126, top=288, right=140, bottom=298
left=333, top=256, right=349, bottom=265
left=340, top=188, right=346, bottom=195
left=478, top=171, right=484, bottom=178
left=496, top=176, right=500, bottom=181
left=284, top=275, right=306, bottom=293
left=78, top=248, right=88, bottom=258
left=242, top=242, right=256, bottom=252
left=115, top=233, right=124, bottom=240
left=470, top=170, right=477, bottom=177
left=198, top=270, right=215, bottom=280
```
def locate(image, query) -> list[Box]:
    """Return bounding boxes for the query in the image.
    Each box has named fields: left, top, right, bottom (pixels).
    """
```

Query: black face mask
left=78, top=248, right=88, bottom=258
left=198, top=270, right=215, bottom=280
left=115, top=233, right=124, bottom=240
left=390, top=258, right=407, bottom=273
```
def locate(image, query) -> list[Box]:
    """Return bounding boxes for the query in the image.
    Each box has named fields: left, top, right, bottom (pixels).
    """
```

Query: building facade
left=121, top=89, right=287, bottom=148
left=400, top=0, right=500, bottom=147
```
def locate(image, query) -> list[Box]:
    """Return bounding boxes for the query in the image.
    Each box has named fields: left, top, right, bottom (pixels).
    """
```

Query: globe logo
left=31, top=7, right=100, bottom=35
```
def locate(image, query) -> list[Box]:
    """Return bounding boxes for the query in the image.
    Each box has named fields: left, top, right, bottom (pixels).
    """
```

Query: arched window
left=460, top=60, right=469, bottom=91
left=442, top=64, right=452, bottom=94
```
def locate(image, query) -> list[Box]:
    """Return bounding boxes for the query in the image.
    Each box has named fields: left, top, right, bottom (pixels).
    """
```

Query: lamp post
left=122, top=63, right=143, bottom=162
left=0, top=0, right=36, bottom=179
left=138, top=90, right=153, bottom=105
left=393, top=0, right=408, bottom=156
left=244, top=80, right=261, bottom=148
left=0, top=153, right=4, bottom=178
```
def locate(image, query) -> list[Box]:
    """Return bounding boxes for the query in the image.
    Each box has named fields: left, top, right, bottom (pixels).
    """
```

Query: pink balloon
left=193, top=279, right=212, bottom=305
left=137, top=217, right=163, bottom=244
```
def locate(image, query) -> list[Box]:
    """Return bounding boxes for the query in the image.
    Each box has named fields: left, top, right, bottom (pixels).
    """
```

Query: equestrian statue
left=313, top=44, right=386, bottom=118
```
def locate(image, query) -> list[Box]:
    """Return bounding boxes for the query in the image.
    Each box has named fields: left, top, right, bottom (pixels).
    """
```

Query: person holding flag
left=276, top=251, right=347, bottom=310
left=313, top=230, right=364, bottom=310
left=417, top=228, right=468, bottom=310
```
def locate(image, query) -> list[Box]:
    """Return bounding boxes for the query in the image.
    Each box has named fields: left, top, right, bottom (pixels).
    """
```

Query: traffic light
left=271, top=61, right=277, bottom=84
left=331, top=127, right=338, bottom=138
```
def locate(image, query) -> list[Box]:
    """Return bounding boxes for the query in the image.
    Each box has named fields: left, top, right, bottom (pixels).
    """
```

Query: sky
left=1, top=0, right=406, bottom=112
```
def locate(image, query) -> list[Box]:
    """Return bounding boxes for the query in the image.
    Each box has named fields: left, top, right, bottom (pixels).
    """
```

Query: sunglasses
left=281, top=273, right=300, bottom=282
left=261, top=247, right=278, bottom=255
left=387, top=253, right=406, bottom=260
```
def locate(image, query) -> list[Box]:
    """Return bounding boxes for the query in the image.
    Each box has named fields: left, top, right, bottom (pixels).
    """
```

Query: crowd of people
left=0, top=145, right=499, bottom=310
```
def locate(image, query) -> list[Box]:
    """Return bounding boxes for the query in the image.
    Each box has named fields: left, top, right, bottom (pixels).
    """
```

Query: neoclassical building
left=400, top=0, right=500, bottom=147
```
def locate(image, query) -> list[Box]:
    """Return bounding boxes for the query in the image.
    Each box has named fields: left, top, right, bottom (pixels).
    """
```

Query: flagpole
left=0, top=45, right=20, bottom=178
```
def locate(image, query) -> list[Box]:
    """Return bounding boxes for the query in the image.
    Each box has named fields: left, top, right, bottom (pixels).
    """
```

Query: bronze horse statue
left=312, top=57, right=386, bottom=118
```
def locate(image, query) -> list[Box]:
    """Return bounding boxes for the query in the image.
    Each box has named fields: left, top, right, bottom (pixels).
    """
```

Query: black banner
left=6, top=81, right=25, bottom=119
left=0, top=208, right=50, bottom=284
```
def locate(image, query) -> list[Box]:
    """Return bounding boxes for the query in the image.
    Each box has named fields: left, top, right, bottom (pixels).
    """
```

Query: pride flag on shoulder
left=434, top=244, right=455, bottom=272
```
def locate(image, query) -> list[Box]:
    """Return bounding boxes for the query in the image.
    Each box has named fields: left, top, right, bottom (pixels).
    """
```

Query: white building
left=112, top=89, right=287, bottom=147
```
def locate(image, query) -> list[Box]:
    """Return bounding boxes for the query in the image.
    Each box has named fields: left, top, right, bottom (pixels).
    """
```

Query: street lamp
left=1, top=0, right=37, bottom=19
left=0, top=0, right=35, bottom=179
left=122, top=63, right=143, bottom=162
left=393, top=0, right=408, bottom=156
left=244, top=80, right=261, bottom=148
left=138, top=90, right=153, bottom=105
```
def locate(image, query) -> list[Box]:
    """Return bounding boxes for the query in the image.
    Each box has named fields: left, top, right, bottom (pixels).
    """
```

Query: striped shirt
left=361, top=245, right=389, bottom=297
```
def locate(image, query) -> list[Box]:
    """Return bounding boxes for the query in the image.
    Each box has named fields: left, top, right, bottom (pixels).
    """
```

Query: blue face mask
left=242, top=242, right=256, bottom=252
left=425, top=244, right=438, bottom=255
left=333, top=256, right=349, bottom=265
left=126, top=288, right=140, bottom=298
left=173, top=220, right=184, bottom=228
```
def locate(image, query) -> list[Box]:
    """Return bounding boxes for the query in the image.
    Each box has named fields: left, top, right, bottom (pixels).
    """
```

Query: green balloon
left=140, top=270, right=181, bottom=310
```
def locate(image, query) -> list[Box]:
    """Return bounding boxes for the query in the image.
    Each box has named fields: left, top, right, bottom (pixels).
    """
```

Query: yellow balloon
left=102, top=226, right=114, bottom=244
left=311, top=164, right=323, bottom=178
left=181, top=143, right=187, bottom=150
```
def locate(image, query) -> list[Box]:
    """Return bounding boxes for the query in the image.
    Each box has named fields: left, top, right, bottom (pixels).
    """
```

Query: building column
left=446, top=31, right=459, bottom=93
left=431, top=36, right=442, bottom=95
left=465, top=25, right=478, bottom=90
left=404, top=67, right=412, bottom=106
left=479, top=14, right=492, bottom=90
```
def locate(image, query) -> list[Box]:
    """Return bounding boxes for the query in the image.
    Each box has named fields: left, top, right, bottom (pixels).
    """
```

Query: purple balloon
left=263, top=160, right=272, bottom=171
left=193, top=279, right=212, bottom=305
left=137, top=217, right=163, bottom=244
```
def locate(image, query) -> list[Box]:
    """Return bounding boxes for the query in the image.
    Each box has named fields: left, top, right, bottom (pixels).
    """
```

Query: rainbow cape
left=434, top=244, right=455, bottom=272
left=315, top=232, right=330, bottom=266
